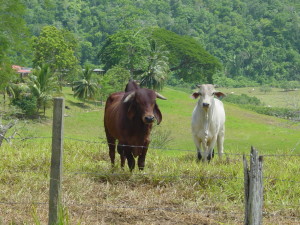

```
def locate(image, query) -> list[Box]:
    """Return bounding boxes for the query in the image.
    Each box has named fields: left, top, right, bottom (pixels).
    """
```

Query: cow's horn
left=123, top=92, right=135, bottom=102
left=155, top=92, right=167, bottom=100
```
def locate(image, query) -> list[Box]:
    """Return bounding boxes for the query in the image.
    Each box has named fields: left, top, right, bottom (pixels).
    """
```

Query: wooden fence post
left=48, top=98, right=64, bottom=225
left=243, top=146, right=264, bottom=225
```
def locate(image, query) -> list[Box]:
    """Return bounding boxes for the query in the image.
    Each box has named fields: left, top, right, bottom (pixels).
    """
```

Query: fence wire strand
left=1, top=136, right=300, bottom=221
left=0, top=200, right=299, bottom=221
left=66, top=171, right=245, bottom=181
left=4, top=135, right=300, bottom=157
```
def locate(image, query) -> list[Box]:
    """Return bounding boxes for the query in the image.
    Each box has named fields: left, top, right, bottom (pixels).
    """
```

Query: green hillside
left=21, top=87, right=300, bottom=155
left=2, top=0, right=298, bottom=83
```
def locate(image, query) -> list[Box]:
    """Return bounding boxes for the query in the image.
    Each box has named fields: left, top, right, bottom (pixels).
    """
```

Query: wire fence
left=1, top=135, right=300, bottom=222
left=4, top=135, right=300, bottom=157
left=0, top=200, right=299, bottom=222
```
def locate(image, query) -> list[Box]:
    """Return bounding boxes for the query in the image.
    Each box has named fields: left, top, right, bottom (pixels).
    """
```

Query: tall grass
left=0, top=87, right=300, bottom=224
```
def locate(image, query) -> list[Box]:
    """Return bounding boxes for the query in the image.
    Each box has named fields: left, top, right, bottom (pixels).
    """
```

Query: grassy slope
left=20, top=86, right=300, bottom=154
left=1, top=87, right=300, bottom=224
left=218, top=87, right=300, bottom=109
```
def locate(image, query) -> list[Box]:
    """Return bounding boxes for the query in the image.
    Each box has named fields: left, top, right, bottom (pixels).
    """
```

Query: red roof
left=12, top=65, right=32, bottom=73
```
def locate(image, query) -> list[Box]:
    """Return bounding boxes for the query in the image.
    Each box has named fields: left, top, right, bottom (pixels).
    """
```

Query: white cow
left=191, top=84, right=226, bottom=162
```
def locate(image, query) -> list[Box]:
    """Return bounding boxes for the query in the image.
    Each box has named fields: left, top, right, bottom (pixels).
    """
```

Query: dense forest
left=18, top=0, right=300, bottom=83
left=0, top=0, right=299, bottom=118
left=1, top=0, right=300, bottom=97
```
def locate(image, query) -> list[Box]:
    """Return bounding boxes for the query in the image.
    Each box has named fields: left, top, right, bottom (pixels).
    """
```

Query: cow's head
left=123, top=88, right=167, bottom=124
left=191, top=84, right=225, bottom=110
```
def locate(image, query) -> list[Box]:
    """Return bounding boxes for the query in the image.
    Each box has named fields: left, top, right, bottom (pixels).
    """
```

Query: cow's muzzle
left=202, top=103, right=210, bottom=108
left=144, top=116, right=155, bottom=124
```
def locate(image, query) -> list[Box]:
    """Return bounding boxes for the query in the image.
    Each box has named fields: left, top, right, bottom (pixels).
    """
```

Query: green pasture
left=1, top=87, right=300, bottom=223
left=218, top=87, right=300, bottom=109
left=22, top=86, right=300, bottom=154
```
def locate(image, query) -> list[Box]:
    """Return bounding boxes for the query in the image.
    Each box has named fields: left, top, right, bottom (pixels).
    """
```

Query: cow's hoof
left=207, top=149, right=215, bottom=161
left=197, top=152, right=202, bottom=161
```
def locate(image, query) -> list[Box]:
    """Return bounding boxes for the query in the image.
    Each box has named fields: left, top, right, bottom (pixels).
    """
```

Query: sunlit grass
left=1, top=86, right=300, bottom=224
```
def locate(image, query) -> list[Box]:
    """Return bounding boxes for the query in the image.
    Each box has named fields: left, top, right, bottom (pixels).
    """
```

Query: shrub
left=259, top=85, right=272, bottom=94
left=223, top=94, right=262, bottom=106
left=12, top=95, right=38, bottom=116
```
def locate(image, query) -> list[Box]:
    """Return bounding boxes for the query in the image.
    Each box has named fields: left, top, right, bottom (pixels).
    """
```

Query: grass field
left=218, top=87, right=300, bottom=109
left=0, top=86, right=300, bottom=224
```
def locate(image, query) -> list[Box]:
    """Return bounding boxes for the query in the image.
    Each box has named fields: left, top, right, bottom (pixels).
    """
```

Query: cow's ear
left=214, top=92, right=226, bottom=99
left=127, top=103, right=135, bottom=119
left=191, top=92, right=201, bottom=99
left=154, top=104, right=162, bottom=125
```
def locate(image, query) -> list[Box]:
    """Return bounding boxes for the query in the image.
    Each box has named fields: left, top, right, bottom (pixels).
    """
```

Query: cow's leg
left=217, top=129, right=225, bottom=159
left=117, top=144, right=126, bottom=169
left=201, top=141, right=209, bottom=162
left=193, top=135, right=203, bottom=161
left=207, top=149, right=215, bottom=161
left=138, top=146, right=148, bottom=170
left=207, top=138, right=217, bottom=162
left=106, top=135, right=116, bottom=167
left=125, top=149, right=135, bottom=171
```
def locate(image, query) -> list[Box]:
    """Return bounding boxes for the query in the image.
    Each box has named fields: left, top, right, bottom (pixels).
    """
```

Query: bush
left=12, top=95, right=38, bottom=116
left=223, top=94, right=262, bottom=106
left=280, top=81, right=300, bottom=91
left=259, top=85, right=272, bottom=94
left=100, top=65, right=131, bottom=99
left=150, top=125, right=173, bottom=149
left=213, top=73, right=259, bottom=88
left=245, top=105, right=300, bottom=121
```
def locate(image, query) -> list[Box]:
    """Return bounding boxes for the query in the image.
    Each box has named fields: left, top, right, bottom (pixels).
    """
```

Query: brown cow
left=104, top=81, right=167, bottom=171
left=125, top=80, right=139, bottom=92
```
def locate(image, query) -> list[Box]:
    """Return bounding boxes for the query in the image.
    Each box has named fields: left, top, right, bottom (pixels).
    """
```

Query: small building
left=93, top=68, right=105, bottom=75
left=12, top=65, right=32, bottom=78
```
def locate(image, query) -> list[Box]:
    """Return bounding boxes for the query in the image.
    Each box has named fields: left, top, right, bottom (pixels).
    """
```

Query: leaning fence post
left=48, top=98, right=64, bottom=225
left=243, top=146, right=263, bottom=225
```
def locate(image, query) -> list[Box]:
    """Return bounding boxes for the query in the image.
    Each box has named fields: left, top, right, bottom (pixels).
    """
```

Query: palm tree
left=73, top=66, right=99, bottom=101
left=29, top=64, right=59, bottom=115
left=140, top=40, right=170, bottom=91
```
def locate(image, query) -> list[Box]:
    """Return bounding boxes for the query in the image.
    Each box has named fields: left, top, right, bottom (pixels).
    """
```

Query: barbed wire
left=5, top=136, right=52, bottom=141
left=3, top=135, right=300, bottom=157
left=263, top=177, right=300, bottom=184
left=64, top=202, right=245, bottom=217
left=266, top=203, right=300, bottom=208
left=0, top=201, right=47, bottom=205
left=0, top=200, right=299, bottom=221
left=66, top=171, right=245, bottom=181
left=67, top=171, right=300, bottom=184
left=62, top=136, right=300, bottom=157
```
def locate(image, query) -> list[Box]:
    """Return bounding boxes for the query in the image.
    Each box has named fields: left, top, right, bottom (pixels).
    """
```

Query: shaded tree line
left=19, top=0, right=300, bottom=84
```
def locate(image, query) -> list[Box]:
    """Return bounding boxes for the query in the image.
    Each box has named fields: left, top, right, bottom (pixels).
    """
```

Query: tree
left=140, top=40, right=169, bottom=90
left=10, top=82, right=38, bottom=116
left=0, top=65, right=16, bottom=100
left=0, top=0, right=28, bottom=93
left=150, top=28, right=222, bottom=83
left=100, top=65, right=131, bottom=99
left=73, top=66, right=99, bottom=101
left=100, top=27, right=221, bottom=84
left=32, top=26, right=79, bottom=85
left=99, top=29, right=150, bottom=76
left=28, top=64, right=59, bottom=115
left=0, top=0, right=27, bottom=63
